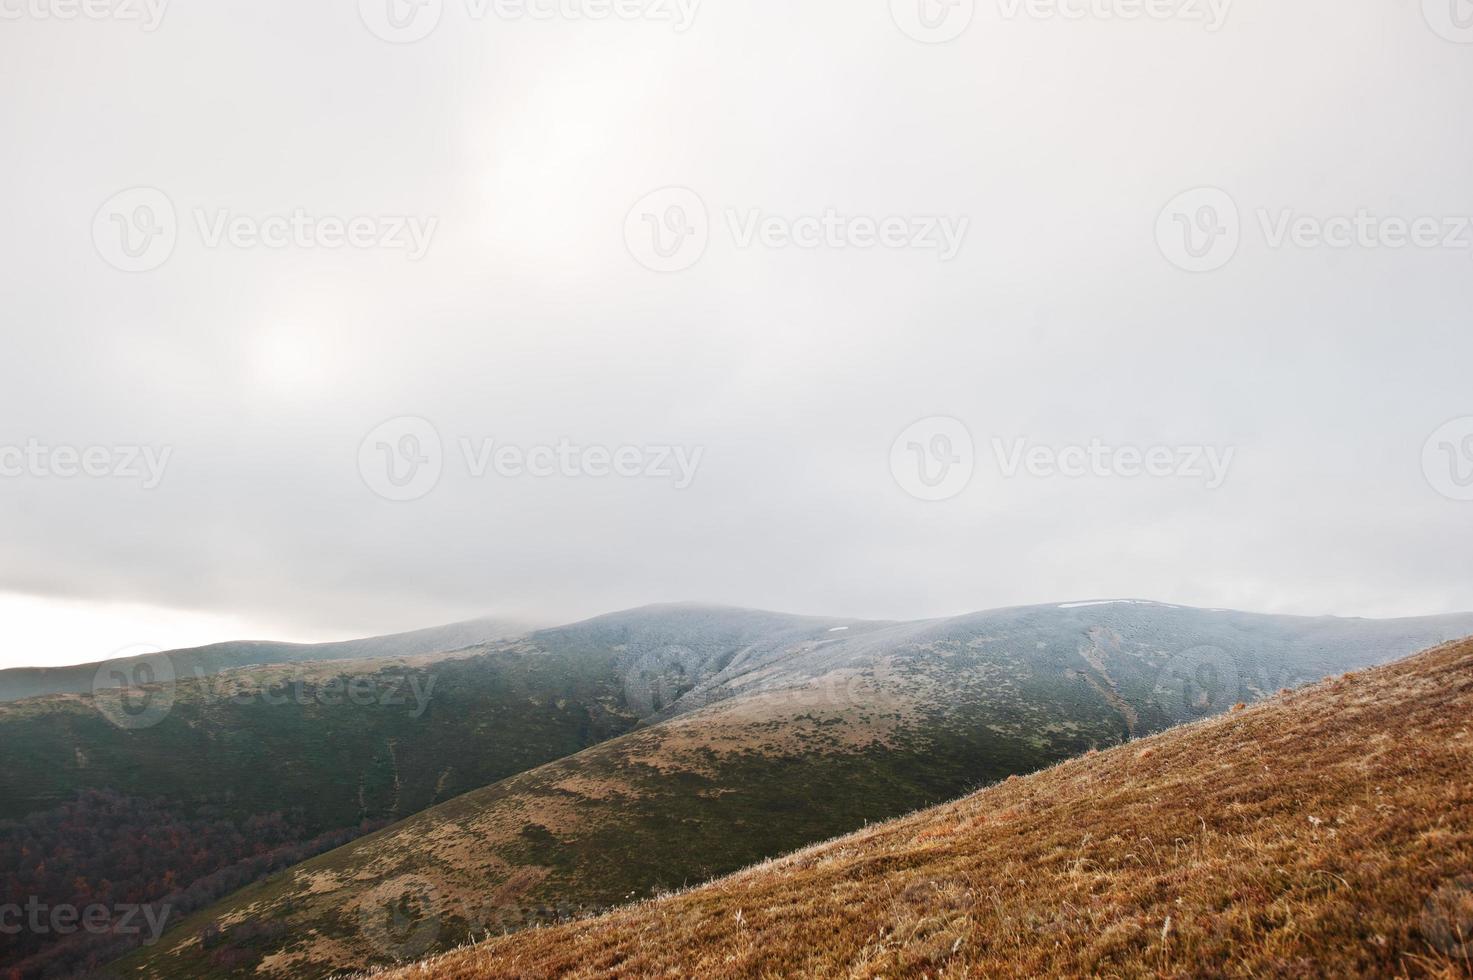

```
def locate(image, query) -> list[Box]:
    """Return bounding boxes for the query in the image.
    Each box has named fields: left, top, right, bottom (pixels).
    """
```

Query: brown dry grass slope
left=380, top=637, right=1473, bottom=979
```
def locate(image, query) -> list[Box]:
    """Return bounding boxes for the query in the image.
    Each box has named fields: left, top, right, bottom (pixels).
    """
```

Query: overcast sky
left=2, top=0, right=1472, bottom=668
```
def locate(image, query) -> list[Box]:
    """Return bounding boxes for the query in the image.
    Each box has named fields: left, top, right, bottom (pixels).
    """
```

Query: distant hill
left=0, top=616, right=528, bottom=703
left=111, top=601, right=1473, bottom=978
left=0, top=606, right=848, bottom=977
left=375, top=635, right=1473, bottom=979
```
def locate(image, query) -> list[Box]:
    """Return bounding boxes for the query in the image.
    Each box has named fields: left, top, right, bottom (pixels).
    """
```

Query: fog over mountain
left=0, top=616, right=526, bottom=703
left=5, top=1, right=1472, bottom=979
left=3, top=0, right=1473, bottom=669
left=59, top=599, right=1471, bottom=978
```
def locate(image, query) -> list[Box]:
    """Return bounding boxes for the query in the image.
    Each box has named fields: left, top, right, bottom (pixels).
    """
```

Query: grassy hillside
left=1, top=606, right=850, bottom=977
left=0, top=617, right=526, bottom=703
left=110, top=602, right=1473, bottom=978
left=0, top=606, right=844, bottom=828
left=0, top=645, right=643, bottom=978
left=0, top=646, right=639, bottom=829
left=379, top=635, right=1473, bottom=979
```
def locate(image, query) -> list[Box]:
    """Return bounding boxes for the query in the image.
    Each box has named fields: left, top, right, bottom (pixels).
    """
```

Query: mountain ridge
left=372, top=634, right=1473, bottom=979
left=110, top=601, right=1473, bottom=978
left=0, top=616, right=530, bottom=703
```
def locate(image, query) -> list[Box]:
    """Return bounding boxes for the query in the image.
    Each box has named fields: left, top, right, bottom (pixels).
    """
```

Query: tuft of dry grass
left=372, top=637, right=1473, bottom=979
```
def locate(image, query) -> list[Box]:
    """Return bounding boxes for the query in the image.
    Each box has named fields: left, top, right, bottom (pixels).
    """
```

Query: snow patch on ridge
left=1057, top=599, right=1177, bottom=610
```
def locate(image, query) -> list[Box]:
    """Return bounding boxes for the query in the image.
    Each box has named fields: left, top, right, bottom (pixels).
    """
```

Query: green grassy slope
left=387, top=636, right=1473, bottom=980
left=0, top=646, right=638, bottom=830
left=110, top=602, right=1473, bottom=979
left=0, top=617, right=525, bottom=703
left=1, top=606, right=851, bottom=976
